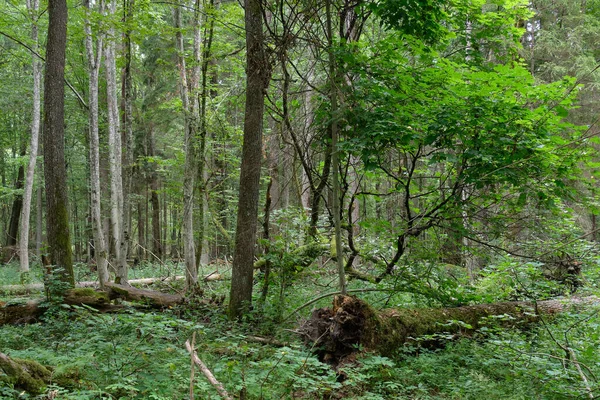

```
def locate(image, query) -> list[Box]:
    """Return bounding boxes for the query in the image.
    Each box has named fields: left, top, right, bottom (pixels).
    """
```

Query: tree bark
left=120, top=0, right=134, bottom=273
left=42, top=0, right=74, bottom=286
left=174, top=2, right=201, bottom=289
left=228, top=0, right=269, bottom=318
left=5, top=146, right=26, bottom=252
left=19, top=0, right=42, bottom=274
left=84, top=0, right=109, bottom=287
left=105, top=0, right=127, bottom=283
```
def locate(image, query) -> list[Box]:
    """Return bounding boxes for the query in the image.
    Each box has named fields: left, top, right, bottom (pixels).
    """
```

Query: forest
left=1, top=0, right=600, bottom=398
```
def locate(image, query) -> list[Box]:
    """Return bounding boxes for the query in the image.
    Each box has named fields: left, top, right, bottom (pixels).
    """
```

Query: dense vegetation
left=1, top=0, right=600, bottom=398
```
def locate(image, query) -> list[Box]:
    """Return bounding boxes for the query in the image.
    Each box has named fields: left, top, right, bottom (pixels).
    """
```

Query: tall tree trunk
left=105, top=0, right=127, bottom=283
left=84, top=0, right=109, bottom=287
left=175, top=2, right=201, bottom=289
left=196, top=0, right=217, bottom=268
left=229, top=0, right=268, bottom=318
left=120, top=0, right=134, bottom=268
left=42, top=0, right=74, bottom=286
left=326, top=0, right=346, bottom=294
left=19, top=0, right=42, bottom=274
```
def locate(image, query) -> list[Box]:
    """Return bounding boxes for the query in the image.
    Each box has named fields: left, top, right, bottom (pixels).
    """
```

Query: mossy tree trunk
left=42, top=0, right=74, bottom=286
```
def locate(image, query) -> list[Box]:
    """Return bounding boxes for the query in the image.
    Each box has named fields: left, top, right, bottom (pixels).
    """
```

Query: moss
left=0, top=354, right=51, bottom=394
left=64, top=288, right=110, bottom=305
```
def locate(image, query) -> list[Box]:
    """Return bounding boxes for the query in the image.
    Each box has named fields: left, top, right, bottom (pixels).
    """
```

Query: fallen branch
left=185, top=338, right=233, bottom=400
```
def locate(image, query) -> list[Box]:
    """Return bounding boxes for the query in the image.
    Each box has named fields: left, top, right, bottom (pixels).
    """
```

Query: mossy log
left=104, top=282, right=183, bottom=307
left=0, top=288, right=119, bottom=325
left=0, top=352, right=51, bottom=394
left=299, top=295, right=600, bottom=365
left=0, top=276, right=188, bottom=295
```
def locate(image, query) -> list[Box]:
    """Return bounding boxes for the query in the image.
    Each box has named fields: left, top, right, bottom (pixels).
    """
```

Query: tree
left=105, top=0, right=127, bottom=283
left=19, top=0, right=43, bottom=275
left=174, top=1, right=201, bottom=289
left=84, top=0, right=109, bottom=287
left=229, top=0, right=269, bottom=318
left=42, top=0, right=74, bottom=286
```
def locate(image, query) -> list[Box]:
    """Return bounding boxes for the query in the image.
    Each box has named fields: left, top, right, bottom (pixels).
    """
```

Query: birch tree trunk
left=84, top=0, right=109, bottom=287
left=105, top=0, right=127, bottom=283
left=19, top=0, right=42, bottom=274
left=175, top=2, right=201, bottom=289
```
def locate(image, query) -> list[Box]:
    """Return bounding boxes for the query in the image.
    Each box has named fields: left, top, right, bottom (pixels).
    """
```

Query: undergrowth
left=0, top=257, right=599, bottom=399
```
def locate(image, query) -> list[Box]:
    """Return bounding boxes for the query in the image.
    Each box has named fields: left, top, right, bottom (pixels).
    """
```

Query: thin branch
left=185, top=338, right=233, bottom=400
left=0, top=30, right=88, bottom=109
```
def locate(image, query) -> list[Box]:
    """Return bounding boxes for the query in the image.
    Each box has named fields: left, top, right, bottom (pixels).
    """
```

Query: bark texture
left=42, top=0, right=74, bottom=285
left=84, top=0, right=109, bottom=287
left=229, top=0, right=269, bottom=318
left=19, top=0, right=42, bottom=271
left=105, top=0, right=127, bottom=283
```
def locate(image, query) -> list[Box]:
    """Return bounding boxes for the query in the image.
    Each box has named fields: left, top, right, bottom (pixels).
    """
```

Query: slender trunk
left=326, top=0, right=346, bottom=294
left=197, top=0, right=216, bottom=267
left=175, top=2, right=201, bottom=288
left=120, top=0, right=134, bottom=268
left=19, top=0, right=42, bottom=274
left=137, top=198, right=145, bottom=260
left=84, top=0, right=109, bottom=286
left=105, top=0, right=127, bottom=282
left=229, top=0, right=268, bottom=318
left=42, top=0, right=74, bottom=286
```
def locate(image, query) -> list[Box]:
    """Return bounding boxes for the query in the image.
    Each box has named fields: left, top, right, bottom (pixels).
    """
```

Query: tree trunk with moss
left=42, top=0, right=74, bottom=286
left=300, top=295, right=600, bottom=366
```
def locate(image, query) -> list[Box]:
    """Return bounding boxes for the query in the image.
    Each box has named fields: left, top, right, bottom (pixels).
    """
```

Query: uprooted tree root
left=298, top=295, right=600, bottom=367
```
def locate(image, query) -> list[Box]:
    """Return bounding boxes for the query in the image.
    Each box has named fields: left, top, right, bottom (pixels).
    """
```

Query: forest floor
left=1, top=260, right=600, bottom=399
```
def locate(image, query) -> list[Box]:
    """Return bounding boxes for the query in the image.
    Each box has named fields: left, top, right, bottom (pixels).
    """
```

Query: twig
left=185, top=339, right=233, bottom=400
left=567, top=347, right=594, bottom=399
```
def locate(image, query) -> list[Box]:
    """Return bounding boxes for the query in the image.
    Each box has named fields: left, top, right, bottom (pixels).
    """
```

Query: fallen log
left=0, top=352, right=51, bottom=394
left=0, top=273, right=225, bottom=295
left=299, top=295, right=600, bottom=366
left=105, top=282, right=184, bottom=307
left=0, top=288, right=119, bottom=325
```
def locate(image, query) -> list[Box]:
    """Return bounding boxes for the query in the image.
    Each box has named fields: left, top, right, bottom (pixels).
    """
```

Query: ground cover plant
left=1, top=256, right=600, bottom=399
